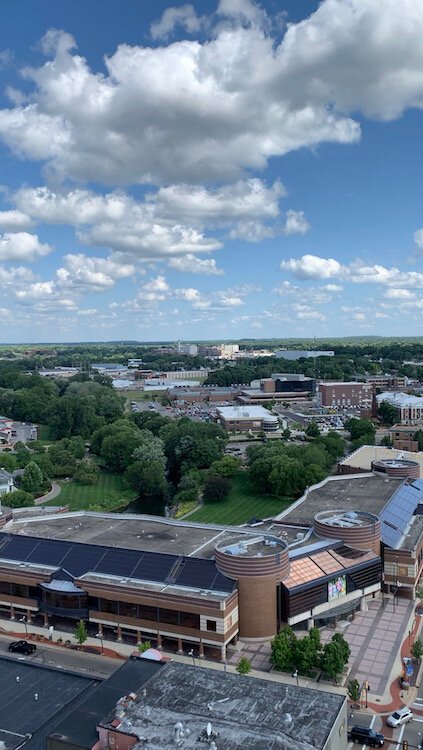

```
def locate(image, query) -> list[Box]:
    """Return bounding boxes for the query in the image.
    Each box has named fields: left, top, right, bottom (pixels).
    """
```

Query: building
left=365, top=374, right=408, bottom=390
left=144, top=378, right=201, bottom=391
left=376, top=391, right=423, bottom=423
left=200, top=343, right=239, bottom=359
left=167, top=386, right=238, bottom=404
left=0, top=657, right=98, bottom=750
left=45, top=658, right=347, bottom=750
left=0, top=471, right=15, bottom=495
left=240, top=373, right=315, bottom=403
left=277, top=472, right=423, bottom=600
left=176, top=342, right=199, bottom=356
left=338, top=444, right=423, bottom=477
left=318, top=381, right=373, bottom=408
left=388, top=423, right=422, bottom=451
left=274, top=350, right=334, bottom=360
left=0, top=500, right=385, bottom=639
left=216, top=405, right=279, bottom=432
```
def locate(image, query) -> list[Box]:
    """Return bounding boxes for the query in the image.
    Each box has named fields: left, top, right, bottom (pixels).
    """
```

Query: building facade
left=318, top=381, right=373, bottom=408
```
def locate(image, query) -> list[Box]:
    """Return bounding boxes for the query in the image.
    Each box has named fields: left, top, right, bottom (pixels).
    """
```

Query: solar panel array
left=380, top=479, right=423, bottom=549
left=0, top=533, right=235, bottom=594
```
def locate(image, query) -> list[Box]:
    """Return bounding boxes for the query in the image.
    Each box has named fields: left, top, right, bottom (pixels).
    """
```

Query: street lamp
left=188, top=648, right=195, bottom=667
left=292, top=669, right=299, bottom=687
left=95, top=631, right=104, bottom=654
left=19, top=616, right=28, bottom=637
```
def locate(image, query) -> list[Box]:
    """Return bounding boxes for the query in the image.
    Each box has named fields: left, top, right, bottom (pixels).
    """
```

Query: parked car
left=348, top=726, right=384, bottom=746
left=8, top=640, right=37, bottom=655
left=386, top=707, right=414, bottom=727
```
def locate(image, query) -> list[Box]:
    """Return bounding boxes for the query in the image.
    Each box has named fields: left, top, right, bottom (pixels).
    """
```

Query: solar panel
left=379, top=480, right=423, bottom=549
left=0, top=532, right=235, bottom=593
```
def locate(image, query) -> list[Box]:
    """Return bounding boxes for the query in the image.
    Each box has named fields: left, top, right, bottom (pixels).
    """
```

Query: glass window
left=119, top=601, right=138, bottom=618
left=159, top=608, right=179, bottom=625
left=100, top=598, right=118, bottom=614
left=206, top=620, right=217, bottom=632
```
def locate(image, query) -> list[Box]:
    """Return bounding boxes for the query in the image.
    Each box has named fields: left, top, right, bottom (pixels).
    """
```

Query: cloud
left=281, top=254, right=342, bottom=279
left=3, top=1, right=423, bottom=186
left=150, top=4, right=203, bottom=39
left=138, top=275, right=171, bottom=302
left=0, top=232, right=52, bottom=262
left=0, top=210, right=33, bottom=231
left=56, top=254, right=135, bottom=291
left=384, top=288, right=415, bottom=300
left=168, top=254, right=224, bottom=275
left=414, top=228, right=423, bottom=252
left=282, top=253, right=423, bottom=288
left=283, top=209, right=310, bottom=235
left=293, top=303, right=326, bottom=321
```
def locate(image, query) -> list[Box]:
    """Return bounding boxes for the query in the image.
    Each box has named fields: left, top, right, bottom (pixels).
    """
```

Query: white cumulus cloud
left=0, top=232, right=52, bottom=262
left=168, top=254, right=224, bottom=275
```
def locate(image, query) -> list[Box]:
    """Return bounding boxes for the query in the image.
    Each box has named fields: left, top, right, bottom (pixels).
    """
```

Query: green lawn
left=46, top=471, right=136, bottom=511
left=187, top=472, right=293, bottom=525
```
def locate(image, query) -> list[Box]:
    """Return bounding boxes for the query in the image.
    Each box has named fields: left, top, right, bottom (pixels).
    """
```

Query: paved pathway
left=34, top=481, right=61, bottom=505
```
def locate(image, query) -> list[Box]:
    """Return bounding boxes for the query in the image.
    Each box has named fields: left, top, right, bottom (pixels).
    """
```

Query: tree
left=74, top=460, right=100, bottom=485
left=345, top=418, right=375, bottom=446
left=203, top=475, right=231, bottom=503
left=125, top=460, right=168, bottom=515
left=236, top=656, right=252, bottom=675
left=20, top=461, right=44, bottom=494
left=347, top=679, right=361, bottom=704
left=412, top=638, right=423, bottom=660
left=413, top=430, right=423, bottom=451
left=137, top=640, right=152, bottom=653
left=269, top=455, right=305, bottom=497
left=74, top=619, right=88, bottom=649
left=306, top=421, right=320, bottom=439
left=320, top=634, right=350, bottom=683
left=271, top=627, right=297, bottom=672
left=208, top=455, right=240, bottom=478
left=380, top=435, right=392, bottom=447
left=378, top=401, right=399, bottom=426
left=5, top=489, right=34, bottom=508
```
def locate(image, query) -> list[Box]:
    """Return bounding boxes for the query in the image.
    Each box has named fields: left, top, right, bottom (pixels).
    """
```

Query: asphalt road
left=0, top=634, right=122, bottom=679
left=348, top=705, right=423, bottom=749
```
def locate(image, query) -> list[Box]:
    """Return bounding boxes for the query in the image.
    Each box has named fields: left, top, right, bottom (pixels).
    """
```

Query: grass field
left=46, top=471, right=136, bottom=511
left=187, top=472, right=293, bottom=525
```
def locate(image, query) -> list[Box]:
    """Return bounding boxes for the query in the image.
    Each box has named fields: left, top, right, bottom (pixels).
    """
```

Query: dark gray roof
left=0, top=657, right=97, bottom=750
left=48, top=659, right=164, bottom=750
left=0, top=533, right=235, bottom=594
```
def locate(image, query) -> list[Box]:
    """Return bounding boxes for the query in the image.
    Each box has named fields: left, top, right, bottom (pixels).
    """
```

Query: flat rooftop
left=6, top=512, right=260, bottom=559
left=278, top=475, right=403, bottom=525
left=340, top=445, right=423, bottom=474
left=216, top=534, right=286, bottom=557
left=217, top=405, right=278, bottom=419
left=100, top=660, right=345, bottom=750
left=0, top=658, right=97, bottom=750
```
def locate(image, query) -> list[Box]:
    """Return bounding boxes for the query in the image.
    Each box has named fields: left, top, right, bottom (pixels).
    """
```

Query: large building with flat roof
left=216, top=405, right=279, bottom=432
left=0, top=504, right=383, bottom=639
left=45, top=657, right=347, bottom=750
left=376, top=391, right=423, bottom=423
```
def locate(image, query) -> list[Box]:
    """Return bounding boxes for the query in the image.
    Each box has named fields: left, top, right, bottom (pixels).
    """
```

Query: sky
left=0, top=0, right=423, bottom=343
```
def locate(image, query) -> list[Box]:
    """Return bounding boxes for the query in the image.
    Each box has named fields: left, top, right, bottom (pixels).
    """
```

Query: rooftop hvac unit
left=295, top=532, right=304, bottom=541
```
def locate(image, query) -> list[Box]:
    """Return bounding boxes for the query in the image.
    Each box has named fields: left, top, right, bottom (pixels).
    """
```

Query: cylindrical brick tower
left=214, top=534, right=289, bottom=640
left=371, top=458, right=420, bottom=479
left=314, top=509, right=381, bottom=555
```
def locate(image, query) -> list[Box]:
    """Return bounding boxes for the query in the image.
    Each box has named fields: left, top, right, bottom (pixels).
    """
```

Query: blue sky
left=0, top=0, right=422, bottom=342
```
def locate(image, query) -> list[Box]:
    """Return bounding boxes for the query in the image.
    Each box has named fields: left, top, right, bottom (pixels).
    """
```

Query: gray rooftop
left=7, top=512, right=268, bottom=559
left=279, top=475, right=403, bottom=526
left=0, top=657, right=97, bottom=750
left=100, top=660, right=345, bottom=750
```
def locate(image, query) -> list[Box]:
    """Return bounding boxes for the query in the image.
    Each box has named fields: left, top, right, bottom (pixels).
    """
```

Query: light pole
left=95, top=631, right=104, bottom=654
left=188, top=648, right=195, bottom=667
left=292, top=669, right=299, bottom=687
left=20, top=616, right=28, bottom=637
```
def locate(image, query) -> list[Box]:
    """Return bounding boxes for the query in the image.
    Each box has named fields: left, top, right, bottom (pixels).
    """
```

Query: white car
left=386, top=707, right=413, bottom=727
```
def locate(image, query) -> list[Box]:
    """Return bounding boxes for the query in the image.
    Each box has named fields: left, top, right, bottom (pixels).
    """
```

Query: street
left=0, top=634, right=122, bottom=679
left=348, top=705, right=423, bottom=749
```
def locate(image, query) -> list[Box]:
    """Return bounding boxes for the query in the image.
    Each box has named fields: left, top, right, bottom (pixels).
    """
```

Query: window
left=100, top=598, right=118, bottom=615
left=206, top=619, right=217, bottom=632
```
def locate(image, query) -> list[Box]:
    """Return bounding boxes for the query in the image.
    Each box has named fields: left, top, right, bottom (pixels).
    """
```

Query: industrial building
left=318, top=381, right=373, bottom=408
